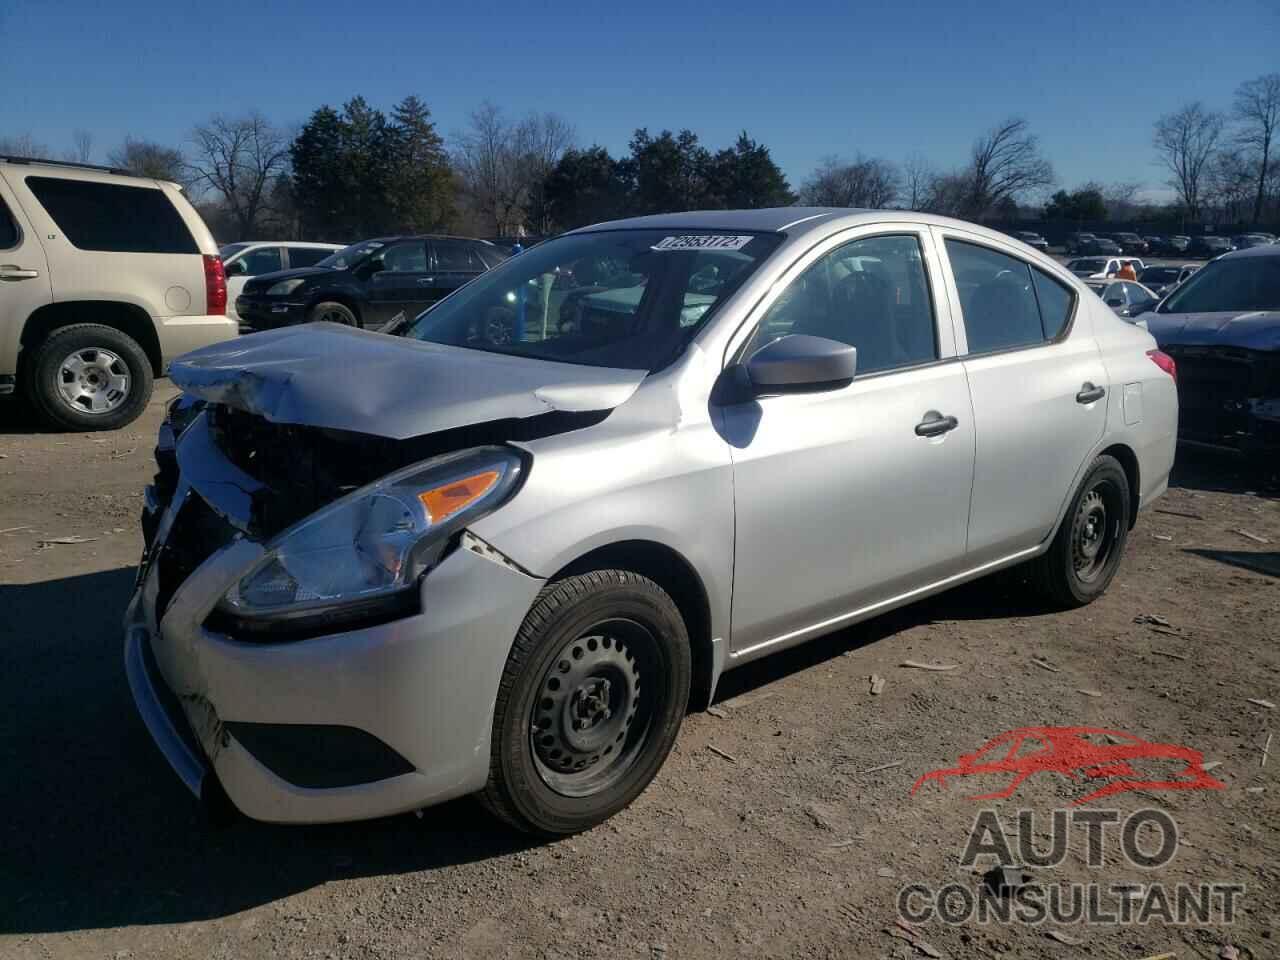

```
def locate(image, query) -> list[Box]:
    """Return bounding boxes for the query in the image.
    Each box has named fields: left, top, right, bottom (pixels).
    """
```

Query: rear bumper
left=123, top=414, right=546, bottom=824
left=157, top=314, right=238, bottom=365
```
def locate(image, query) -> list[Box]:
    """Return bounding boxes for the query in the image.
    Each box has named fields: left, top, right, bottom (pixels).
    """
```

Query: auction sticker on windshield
left=652, top=235, right=755, bottom=251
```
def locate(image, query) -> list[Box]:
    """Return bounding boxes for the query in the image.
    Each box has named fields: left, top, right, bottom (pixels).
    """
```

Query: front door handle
left=915, top=410, right=959, bottom=437
left=1076, top=382, right=1106, bottom=404
left=0, top=265, right=40, bottom=280
left=416, top=277, right=436, bottom=285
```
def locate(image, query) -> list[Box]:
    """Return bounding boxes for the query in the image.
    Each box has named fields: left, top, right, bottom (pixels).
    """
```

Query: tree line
left=2, top=71, right=1276, bottom=242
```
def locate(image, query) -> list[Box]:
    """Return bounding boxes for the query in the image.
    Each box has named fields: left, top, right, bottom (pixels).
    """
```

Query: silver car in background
left=125, top=208, right=1178, bottom=835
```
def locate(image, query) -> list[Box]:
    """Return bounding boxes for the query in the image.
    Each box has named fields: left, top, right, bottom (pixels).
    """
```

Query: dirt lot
left=1, top=386, right=1277, bottom=960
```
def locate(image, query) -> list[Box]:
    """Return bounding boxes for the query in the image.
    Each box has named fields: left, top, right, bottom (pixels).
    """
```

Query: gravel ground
left=1, top=384, right=1277, bottom=960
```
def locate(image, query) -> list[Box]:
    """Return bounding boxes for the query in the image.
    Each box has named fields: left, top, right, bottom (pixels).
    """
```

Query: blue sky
left=2, top=0, right=1276, bottom=203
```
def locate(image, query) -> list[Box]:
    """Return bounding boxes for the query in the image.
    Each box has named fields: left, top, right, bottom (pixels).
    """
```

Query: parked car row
left=1064, top=231, right=1277, bottom=258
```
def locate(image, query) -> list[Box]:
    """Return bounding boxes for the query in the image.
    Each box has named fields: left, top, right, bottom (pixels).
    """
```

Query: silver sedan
left=125, top=209, right=1178, bottom=835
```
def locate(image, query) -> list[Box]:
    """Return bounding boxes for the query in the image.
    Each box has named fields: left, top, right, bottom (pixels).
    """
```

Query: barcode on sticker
left=652, top=235, right=754, bottom=252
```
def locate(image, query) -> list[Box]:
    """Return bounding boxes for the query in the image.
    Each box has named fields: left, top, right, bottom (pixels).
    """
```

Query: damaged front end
left=1162, top=344, right=1280, bottom=454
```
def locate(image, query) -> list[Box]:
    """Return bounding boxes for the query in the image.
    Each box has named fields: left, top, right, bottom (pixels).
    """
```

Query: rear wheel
left=25, top=323, right=153, bottom=431
left=308, top=301, right=358, bottom=326
left=481, top=570, right=691, bottom=836
left=1027, top=455, right=1131, bottom=607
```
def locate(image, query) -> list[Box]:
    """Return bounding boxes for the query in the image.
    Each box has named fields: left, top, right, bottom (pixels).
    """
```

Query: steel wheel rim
left=530, top=618, right=660, bottom=798
left=1071, top=484, right=1119, bottom=582
left=55, top=347, right=131, bottom=415
left=318, top=308, right=351, bottom=325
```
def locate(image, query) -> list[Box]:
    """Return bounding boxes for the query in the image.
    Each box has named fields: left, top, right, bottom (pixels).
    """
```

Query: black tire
left=308, top=301, right=358, bottom=326
left=25, top=323, right=153, bottom=432
left=1028, top=455, right=1131, bottom=608
left=481, top=570, right=692, bottom=836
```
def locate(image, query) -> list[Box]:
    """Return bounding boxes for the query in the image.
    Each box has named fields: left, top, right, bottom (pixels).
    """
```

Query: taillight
left=203, top=254, right=227, bottom=316
left=1147, top=348, right=1176, bottom=383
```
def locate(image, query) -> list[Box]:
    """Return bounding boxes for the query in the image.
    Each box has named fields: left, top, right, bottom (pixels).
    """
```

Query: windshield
left=315, top=239, right=387, bottom=270
left=404, top=229, right=782, bottom=370
left=1161, top=255, right=1280, bottom=313
left=218, top=242, right=249, bottom=260
left=1141, top=267, right=1180, bottom=283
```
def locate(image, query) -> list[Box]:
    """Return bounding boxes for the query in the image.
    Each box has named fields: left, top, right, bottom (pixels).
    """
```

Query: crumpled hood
left=169, top=323, right=647, bottom=439
left=1146, top=310, right=1280, bottom=351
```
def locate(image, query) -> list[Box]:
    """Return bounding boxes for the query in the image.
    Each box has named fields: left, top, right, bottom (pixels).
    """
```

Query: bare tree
left=188, top=113, right=290, bottom=239
left=453, top=102, right=525, bottom=235
left=901, top=153, right=935, bottom=211
left=108, top=136, right=189, bottom=185
left=0, top=133, right=50, bottom=158
left=1153, top=103, right=1224, bottom=218
left=1102, top=181, right=1145, bottom=221
left=515, top=113, right=576, bottom=234
left=63, top=130, right=93, bottom=163
left=963, top=118, right=1054, bottom=219
left=1233, top=73, right=1280, bottom=225
left=799, top=155, right=899, bottom=208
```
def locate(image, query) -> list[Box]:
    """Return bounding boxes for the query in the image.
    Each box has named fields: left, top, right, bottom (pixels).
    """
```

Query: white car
left=1084, top=279, right=1160, bottom=322
left=219, top=242, right=343, bottom=326
left=0, top=156, right=236, bottom=430
left=1066, top=257, right=1145, bottom=279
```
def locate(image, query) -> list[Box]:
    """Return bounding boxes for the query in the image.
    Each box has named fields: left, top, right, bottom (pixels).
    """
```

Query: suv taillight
left=203, top=254, right=227, bottom=316
left=1147, top=349, right=1176, bottom=384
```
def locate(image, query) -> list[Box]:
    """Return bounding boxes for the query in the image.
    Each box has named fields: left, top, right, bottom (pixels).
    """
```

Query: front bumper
left=123, top=415, right=545, bottom=823
left=1163, top=345, right=1280, bottom=454
left=235, top=296, right=308, bottom=332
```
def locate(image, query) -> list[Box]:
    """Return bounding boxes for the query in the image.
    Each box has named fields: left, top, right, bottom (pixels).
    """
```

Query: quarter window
left=946, top=240, right=1063, bottom=353
left=25, top=176, right=197, bottom=254
left=1031, top=268, right=1074, bottom=338
left=0, top=197, right=17, bottom=247
left=745, top=234, right=938, bottom=375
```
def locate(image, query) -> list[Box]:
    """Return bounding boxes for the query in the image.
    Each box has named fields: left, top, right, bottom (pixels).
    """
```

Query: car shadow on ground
left=1169, top=447, right=1279, bottom=499
left=0, top=567, right=536, bottom=936
left=0, top=395, right=47, bottom=436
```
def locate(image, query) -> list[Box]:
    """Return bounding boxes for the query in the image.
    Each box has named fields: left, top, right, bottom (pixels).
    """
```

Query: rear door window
left=25, top=176, right=197, bottom=254
left=433, top=239, right=484, bottom=271
left=945, top=240, right=1044, bottom=353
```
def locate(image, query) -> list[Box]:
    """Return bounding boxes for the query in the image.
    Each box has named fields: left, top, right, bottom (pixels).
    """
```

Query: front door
left=366, top=240, right=431, bottom=329
left=0, top=178, right=53, bottom=384
left=722, top=229, right=976, bottom=657
left=935, top=230, right=1107, bottom=565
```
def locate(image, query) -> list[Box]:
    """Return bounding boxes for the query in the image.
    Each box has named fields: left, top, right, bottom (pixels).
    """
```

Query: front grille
left=1164, top=345, right=1280, bottom=447
left=154, top=495, right=237, bottom=617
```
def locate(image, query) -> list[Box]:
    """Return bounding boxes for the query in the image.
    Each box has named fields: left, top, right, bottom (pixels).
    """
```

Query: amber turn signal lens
left=418, top=470, right=500, bottom=523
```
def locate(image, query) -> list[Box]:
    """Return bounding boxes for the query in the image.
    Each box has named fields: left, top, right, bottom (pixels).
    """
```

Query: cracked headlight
left=266, top=278, right=307, bottom=296
left=217, top=446, right=524, bottom=631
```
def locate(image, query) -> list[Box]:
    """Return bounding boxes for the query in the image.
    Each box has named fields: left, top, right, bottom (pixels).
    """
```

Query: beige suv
left=0, top=157, right=236, bottom=430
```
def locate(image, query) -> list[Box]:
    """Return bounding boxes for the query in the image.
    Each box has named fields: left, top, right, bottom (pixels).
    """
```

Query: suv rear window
left=25, top=176, right=198, bottom=254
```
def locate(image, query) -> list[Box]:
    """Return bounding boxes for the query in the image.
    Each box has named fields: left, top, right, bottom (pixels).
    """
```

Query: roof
left=577, top=207, right=860, bottom=234
left=0, top=155, right=151, bottom=182
left=1222, top=242, right=1280, bottom=260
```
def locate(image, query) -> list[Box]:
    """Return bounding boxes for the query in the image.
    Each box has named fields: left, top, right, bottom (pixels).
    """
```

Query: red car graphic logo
left=911, top=726, right=1226, bottom=805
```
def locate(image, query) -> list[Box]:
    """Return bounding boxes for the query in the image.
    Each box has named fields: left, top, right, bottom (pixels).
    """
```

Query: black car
left=235, top=236, right=508, bottom=333
left=1109, top=232, right=1148, bottom=255
left=1188, top=236, right=1234, bottom=258
left=1081, top=236, right=1123, bottom=255
left=1010, top=230, right=1049, bottom=252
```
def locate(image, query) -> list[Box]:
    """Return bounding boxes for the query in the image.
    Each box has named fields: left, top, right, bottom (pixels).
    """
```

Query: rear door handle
left=1076, top=382, right=1106, bottom=404
left=915, top=410, right=959, bottom=437
left=0, top=265, right=40, bottom=280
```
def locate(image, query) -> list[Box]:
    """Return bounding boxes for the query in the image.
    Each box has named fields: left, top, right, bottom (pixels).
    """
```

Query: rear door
left=427, top=239, right=487, bottom=304
left=0, top=175, right=53, bottom=381
left=934, top=229, right=1107, bottom=565
left=365, top=240, right=430, bottom=329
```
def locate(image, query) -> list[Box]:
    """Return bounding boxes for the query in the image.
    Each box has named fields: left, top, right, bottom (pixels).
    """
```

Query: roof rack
left=0, top=155, right=136, bottom=177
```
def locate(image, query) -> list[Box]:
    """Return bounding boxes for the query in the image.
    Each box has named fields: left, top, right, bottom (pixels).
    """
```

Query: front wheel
left=308, top=301, right=358, bottom=326
left=481, top=571, right=691, bottom=836
left=1027, top=455, right=1131, bottom=607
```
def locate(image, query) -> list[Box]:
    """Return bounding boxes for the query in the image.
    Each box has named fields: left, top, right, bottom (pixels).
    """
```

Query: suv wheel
left=26, top=324, right=154, bottom=431
left=308, top=301, right=358, bottom=326
left=1027, top=455, right=1131, bottom=608
left=481, top=571, right=692, bottom=836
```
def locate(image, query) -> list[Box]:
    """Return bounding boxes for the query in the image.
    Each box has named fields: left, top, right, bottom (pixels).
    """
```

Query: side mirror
left=746, top=334, right=857, bottom=394
left=224, top=260, right=247, bottom=277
